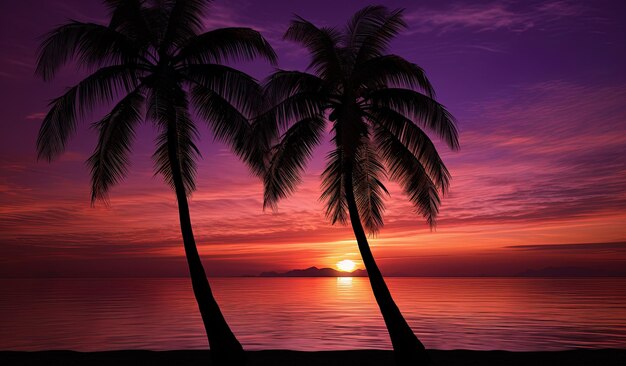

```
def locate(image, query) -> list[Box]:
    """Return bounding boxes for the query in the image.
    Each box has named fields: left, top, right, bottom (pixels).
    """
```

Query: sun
left=336, top=259, right=356, bottom=272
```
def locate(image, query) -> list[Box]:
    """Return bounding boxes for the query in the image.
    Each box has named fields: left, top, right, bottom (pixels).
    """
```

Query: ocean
left=1, top=277, right=625, bottom=351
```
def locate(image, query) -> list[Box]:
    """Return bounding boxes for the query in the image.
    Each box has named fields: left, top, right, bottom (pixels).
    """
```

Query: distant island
left=250, top=265, right=626, bottom=278
left=259, top=266, right=367, bottom=277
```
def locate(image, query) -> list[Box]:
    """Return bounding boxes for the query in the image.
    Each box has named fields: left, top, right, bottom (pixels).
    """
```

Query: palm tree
left=258, top=6, right=458, bottom=366
left=35, top=1, right=276, bottom=364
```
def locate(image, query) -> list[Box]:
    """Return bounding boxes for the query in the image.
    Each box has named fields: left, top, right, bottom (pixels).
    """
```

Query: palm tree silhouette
left=35, top=1, right=276, bottom=364
left=258, top=6, right=458, bottom=365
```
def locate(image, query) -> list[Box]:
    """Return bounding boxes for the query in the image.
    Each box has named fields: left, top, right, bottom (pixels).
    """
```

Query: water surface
left=1, top=278, right=625, bottom=351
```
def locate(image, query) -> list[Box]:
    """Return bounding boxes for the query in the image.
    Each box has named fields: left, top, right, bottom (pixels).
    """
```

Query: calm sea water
left=1, top=278, right=625, bottom=351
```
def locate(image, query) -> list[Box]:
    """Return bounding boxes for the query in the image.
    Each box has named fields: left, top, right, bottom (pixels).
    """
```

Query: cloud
left=407, top=1, right=585, bottom=33
left=25, top=112, right=45, bottom=120
left=425, top=80, right=626, bottom=228
left=200, top=1, right=293, bottom=53
left=505, top=242, right=626, bottom=252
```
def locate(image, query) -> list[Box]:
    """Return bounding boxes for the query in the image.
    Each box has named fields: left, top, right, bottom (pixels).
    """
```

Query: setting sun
left=337, top=260, right=356, bottom=272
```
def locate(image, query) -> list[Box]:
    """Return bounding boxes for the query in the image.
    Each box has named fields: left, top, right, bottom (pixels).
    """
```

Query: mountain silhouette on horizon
left=259, top=266, right=367, bottom=277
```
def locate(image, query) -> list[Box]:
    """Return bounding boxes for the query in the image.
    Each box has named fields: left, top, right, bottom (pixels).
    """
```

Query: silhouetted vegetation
left=35, top=1, right=276, bottom=364
left=256, top=5, right=459, bottom=365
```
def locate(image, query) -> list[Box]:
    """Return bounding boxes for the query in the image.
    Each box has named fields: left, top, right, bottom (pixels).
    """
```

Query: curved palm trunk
left=167, top=131, right=245, bottom=366
left=344, top=169, right=429, bottom=366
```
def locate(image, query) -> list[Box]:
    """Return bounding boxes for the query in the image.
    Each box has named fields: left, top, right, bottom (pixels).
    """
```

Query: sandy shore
left=2, top=349, right=625, bottom=365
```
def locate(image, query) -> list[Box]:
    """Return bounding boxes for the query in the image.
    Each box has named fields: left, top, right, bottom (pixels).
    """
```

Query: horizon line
left=3, top=275, right=626, bottom=279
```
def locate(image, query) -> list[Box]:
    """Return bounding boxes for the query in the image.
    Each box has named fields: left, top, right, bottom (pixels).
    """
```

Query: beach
left=3, top=350, right=626, bottom=366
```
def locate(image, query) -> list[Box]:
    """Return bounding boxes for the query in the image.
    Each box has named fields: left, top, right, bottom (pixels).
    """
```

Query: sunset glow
left=0, top=0, right=624, bottom=279
left=337, top=260, right=356, bottom=272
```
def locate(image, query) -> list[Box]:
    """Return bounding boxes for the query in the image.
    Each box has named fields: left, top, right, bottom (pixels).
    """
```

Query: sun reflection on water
left=337, top=276, right=353, bottom=288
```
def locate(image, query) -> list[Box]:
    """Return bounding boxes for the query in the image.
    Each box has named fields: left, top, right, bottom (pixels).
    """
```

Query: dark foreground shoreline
left=2, top=349, right=625, bottom=366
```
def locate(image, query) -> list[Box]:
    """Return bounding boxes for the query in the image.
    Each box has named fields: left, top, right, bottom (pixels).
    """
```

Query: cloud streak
left=505, top=242, right=626, bottom=252
left=407, top=1, right=585, bottom=34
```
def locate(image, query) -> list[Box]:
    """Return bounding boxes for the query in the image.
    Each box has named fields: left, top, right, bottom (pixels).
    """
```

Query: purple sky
left=1, top=0, right=625, bottom=277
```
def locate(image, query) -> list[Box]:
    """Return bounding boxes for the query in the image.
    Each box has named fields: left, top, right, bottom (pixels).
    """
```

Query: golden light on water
left=336, top=259, right=356, bottom=272
left=336, top=276, right=353, bottom=288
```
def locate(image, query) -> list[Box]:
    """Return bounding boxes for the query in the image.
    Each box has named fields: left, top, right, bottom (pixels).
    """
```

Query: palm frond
left=145, top=75, right=180, bottom=124
left=139, top=2, right=172, bottom=46
left=250, top=92, right=326, bottom=172
left=354, top=55, right=434, bottom=97
left=374, top=125, right=440, bottom=228
left=263, top=116, right=325, bottom=209
left=161, top=0, right=212, bottom=51
left=320, top=147, right=349, bottom=225
left=104, top=0, right=155, bottom=46
left=88, top=89, right=145, bottom=204
left=37, top=64, right=141, bottom=161
left=263, top=70, right=325, bottom=106
left=352, top=137, right=389, bottom=234
left=190, top=83, right=248, bottom=143
left=183, top=63, right=263, bottom=117
left=255, top=70, right=326, bottom=146
left=367, top=107, right=451, bottom=193
left=190, top=84, right=259, bottom=171
left=241, top=116, right=274, bottom=177
left=36, top=21, right=140, bottom=81
left=284, top=17, right=343, bottom=80
left=149, top=90, right=200, bottom=196
left=368, top=88, right=459, bottom=150
left=344, top=5, right=391, bottom=68
left=354, top=8, right=406, bottom=64
left=260, top=91, right=326, bottom=131
left=175, top=27, right=277, bottom=66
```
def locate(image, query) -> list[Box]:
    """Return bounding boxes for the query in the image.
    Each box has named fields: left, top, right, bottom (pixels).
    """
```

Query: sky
left=0, top=0, right=625, bottom=277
